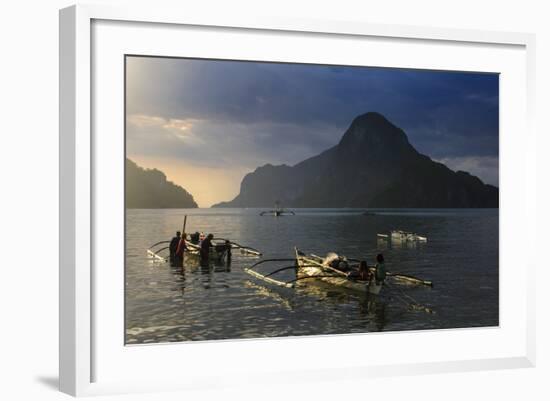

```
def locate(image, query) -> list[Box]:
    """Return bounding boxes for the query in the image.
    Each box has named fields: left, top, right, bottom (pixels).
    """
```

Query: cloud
left=125, top=56, right=500, bottom=203
left=436, top=156, right=499, bottom=186
left=126, top=57, right=498, bottom=134
left=127, top=113, right=341, bottom=170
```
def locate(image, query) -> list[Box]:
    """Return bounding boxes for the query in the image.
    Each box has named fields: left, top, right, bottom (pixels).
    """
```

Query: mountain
left=212, top=112, right=498, bottom=208
left=126, top=158, right=198, bottom=208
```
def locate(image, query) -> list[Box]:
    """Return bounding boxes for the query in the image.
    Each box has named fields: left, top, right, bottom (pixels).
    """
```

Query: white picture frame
left=59, top=4, right=536, bottom=397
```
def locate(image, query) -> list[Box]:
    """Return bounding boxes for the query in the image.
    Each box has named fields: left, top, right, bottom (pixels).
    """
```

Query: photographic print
left=125, top=56, right=498, bottom=344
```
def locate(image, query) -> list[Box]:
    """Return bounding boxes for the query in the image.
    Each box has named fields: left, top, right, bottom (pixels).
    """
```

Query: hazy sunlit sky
left=126, top=56, right=499, bottom=207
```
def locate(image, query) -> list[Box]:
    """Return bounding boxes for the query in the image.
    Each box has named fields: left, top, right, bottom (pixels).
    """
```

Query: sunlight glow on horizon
left=128, top=155, right=250, bottom=208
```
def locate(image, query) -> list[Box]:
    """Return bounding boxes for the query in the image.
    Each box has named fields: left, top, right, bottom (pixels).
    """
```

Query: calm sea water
left=125, top=208, right=498, bottom=344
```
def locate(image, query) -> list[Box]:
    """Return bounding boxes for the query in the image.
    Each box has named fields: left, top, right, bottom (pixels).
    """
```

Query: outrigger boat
left=146, top=215, right=262, bottom=263
left=244, top=247, right=433, bottom=296
left=260, top=209, right=295, bottom=217
left=148, top=239, right=216, bottom=263
left=259, top=201, right=295, bottom=217
left=147, top=237, right=261, bottom=263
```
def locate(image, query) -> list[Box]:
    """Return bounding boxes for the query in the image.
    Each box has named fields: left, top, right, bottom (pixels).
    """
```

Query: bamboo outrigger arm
left=244, top=268, right=295, bottom=288
left=244, top=267, right=336, bottom=288
left=211, top=237, right=263, bottom=256
left=148, top=240, right=171, bottom=249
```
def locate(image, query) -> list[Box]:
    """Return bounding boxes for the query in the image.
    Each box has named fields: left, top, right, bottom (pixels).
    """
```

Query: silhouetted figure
left=175, top=233, right=187, bottom=268
left=225, top=240, right=232, bottom=264
left=375, top=253, right=386, bottom=284
left=169, top=231, right=181, bottom=267
left=358, top=260, right=370, bottom=281
left=200, top=234, right=214, bottom=266
left=347, top=260, right=369, bottom=281
left=189, top=232, right=200, bottom=244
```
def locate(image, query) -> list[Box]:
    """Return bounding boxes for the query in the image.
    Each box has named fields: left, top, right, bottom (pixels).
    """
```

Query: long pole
left=183, top=215, right=187, bottom=237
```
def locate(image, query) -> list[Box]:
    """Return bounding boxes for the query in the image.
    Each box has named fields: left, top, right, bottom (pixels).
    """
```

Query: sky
left=126, top=56, right=499, bottom=207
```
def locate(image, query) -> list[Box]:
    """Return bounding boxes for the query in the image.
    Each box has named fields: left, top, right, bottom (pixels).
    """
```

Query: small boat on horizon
left=259, top=201, right=295, bottom=217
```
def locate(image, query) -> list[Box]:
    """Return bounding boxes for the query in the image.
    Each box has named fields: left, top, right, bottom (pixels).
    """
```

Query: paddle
left=182, top=215, right=187, bottom=236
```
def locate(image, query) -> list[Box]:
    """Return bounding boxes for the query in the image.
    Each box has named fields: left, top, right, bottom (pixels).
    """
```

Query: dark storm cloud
left=126, top=56, right=499, bottom=184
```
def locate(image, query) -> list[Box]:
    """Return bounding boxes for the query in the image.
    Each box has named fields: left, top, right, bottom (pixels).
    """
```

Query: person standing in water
left=200, top=234, right=214, bottom=266
left=225, top=240, right=232, bottom=264
left=175, top=233, right=187, bottom=268
left=375, top=253, right=386, bottom=285
left=169, top=231, right=181, bottom=267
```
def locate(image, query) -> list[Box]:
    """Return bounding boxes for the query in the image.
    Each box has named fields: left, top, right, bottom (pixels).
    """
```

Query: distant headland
left=212, top=112, right=498, bottom=208
left=125, top=158, right=198, bottom=208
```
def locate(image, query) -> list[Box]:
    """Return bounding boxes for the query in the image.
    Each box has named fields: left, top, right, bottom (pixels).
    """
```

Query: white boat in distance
left=378, top=230, right=428, bottom=242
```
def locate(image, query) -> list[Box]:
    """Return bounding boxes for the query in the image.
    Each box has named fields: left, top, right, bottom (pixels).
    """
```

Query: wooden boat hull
left=295, top=250, right=383, bottom=295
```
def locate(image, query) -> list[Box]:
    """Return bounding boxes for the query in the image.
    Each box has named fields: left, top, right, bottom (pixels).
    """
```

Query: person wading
left=374, top=253, right=386, bottom=285
left=200, top=234, right=214, bottom=266
left=225, top=240, right=232, bottom=264
left=175, top=233, right=187, bottom=268
left=169, top=231, right=181, bottom=267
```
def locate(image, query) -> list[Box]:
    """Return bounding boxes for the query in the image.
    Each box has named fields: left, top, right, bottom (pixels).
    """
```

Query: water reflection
left=125, top=208, right=498, bottom=343
left=243, top=280, right=295, bottom=311
left=377, top=237, right=428, bottom=250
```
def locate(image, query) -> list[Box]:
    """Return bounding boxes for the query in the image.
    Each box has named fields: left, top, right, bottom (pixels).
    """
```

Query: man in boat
left=359, top=261, right=370, bottom=280
left=346, top=260, right=370, bottom=281
left=169, top=231, right=181, bottom=267
left=174, top=233, right=187, bottom=268
left=200, top=233, right=214, bottom=265
left=374, top=253, right=386, bottom=284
